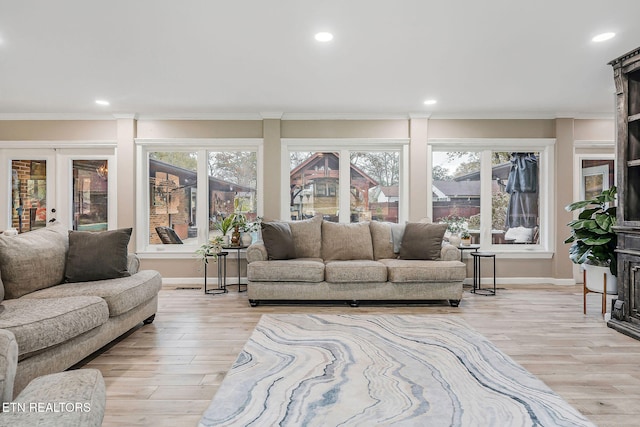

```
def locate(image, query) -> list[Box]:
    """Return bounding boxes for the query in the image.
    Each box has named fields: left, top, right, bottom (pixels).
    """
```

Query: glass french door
left=2, top=148, right=115, bottom=233
left=6, top=150, right=57, bottom=233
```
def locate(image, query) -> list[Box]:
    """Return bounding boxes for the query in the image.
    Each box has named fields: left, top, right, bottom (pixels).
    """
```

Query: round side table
left=470, top=252, right=496, bottom=296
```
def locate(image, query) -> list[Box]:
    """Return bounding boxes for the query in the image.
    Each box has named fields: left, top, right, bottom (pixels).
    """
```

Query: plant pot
left=241, top=232, right=252, bottom=246
left=583, top=263, right=617, bottom=295
left=448, top=234, right=461, bottom=247
left=461, top=238, right=471, bottom=246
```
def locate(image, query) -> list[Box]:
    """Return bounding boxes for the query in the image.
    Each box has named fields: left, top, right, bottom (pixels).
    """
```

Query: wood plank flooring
left=80, top=284, right=640, bottom=427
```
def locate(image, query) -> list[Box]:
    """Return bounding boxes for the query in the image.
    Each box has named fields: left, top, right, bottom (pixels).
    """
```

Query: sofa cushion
left=369, top=221, right=396, bottom=260
left=399, top=223, right=448, bottom=260
left=325, top=260, right=387, bottom=283
left=0, top=224, right=68, bottom=299
left=65, top=228, right=132, bottom=283
left=248, top=260, right=324, bottom=283
left=0, top=296, right=108, bottom=358
left=321, top=221, right=374, bottom=261
left=289, top=215, right=322, bottom=258
left=261, top=222, right=296, bottom=260
left=22, top=270, right=162, bottom=317
left=380, top=259, right=466, bottom=283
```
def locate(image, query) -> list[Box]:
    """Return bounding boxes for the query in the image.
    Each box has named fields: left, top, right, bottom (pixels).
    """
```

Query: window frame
left=428, top=138, right=555, bottom=258
left=281, top=138, right=410, bottom=223
left=135, top=138, right=264, bottom=256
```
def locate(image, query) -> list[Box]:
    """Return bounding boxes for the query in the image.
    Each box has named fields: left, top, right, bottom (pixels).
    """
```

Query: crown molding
left=260, top=112, right=283, bottom=119
left=0, top=113, right=115, bottom=120
left=135, top=113, right=263, bottom=120
left=112, top=113, right=138, bottom=120
left=0, top=140, right=117, bottom=149
left=281, top=113, right=412, bottom=120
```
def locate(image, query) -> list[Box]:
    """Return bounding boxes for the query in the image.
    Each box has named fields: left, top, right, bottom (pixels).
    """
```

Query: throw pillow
left=369, top=221, right=396, bottom=260
left=321, top=221, right=374, bottom=261
left=0, top=224, right=68, bottom=299
left=261, top=222, right=296, bottom=260
left=65, top=228, right=132, bottom=283
left=399, top=223, right=448, bottom=260
left=289, top=215, right=322, bottom=258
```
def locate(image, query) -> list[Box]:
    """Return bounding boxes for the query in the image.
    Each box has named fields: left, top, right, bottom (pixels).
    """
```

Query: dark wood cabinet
left=608, top=47, right=640, bottom=339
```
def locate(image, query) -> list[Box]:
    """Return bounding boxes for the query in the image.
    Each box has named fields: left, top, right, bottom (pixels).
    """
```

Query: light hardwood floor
left=80, top=284, right=640, bottom=427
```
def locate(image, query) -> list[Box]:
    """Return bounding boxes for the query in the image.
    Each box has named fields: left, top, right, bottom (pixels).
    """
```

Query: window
left=11, top=160, right=48, bottom=232
left=290, top=152, right=340, bottom=222
left=350, top=151, right=400, bottom=223
left=285, top=141, right=408, bottom=223
left=432, top=151, right=480, bottom=242
left=148, top=151, right=198, bottom=245
left=136, top=140, right=262, bottom=254
left=208, top=151, right=258, bottom=237
left=73, top=160, right=109, bottom=231
left=430, top=139, right=554, bottom=253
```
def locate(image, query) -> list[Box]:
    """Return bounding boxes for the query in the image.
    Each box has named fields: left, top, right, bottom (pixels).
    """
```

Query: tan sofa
left=0, top=329, right=106, bottom=426
left=0, top=225, right=162, bottom=396
left=246, top=217, right=466, bottom=307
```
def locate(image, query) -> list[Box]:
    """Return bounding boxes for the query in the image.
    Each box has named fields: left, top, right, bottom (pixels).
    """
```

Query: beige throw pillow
left=0, top=224, right=68, bottom=299
left=321, top=221, right=374, bottom=261
left=289, top=215, right=322, bottom=258
left=399, top=223, right=448, bottom=260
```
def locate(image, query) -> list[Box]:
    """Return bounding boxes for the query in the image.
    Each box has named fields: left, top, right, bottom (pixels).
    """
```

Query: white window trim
left=135, top=138, right=264, bottom=256
left=281, top=138, right=410, bottom=223
left=428, top=138, right=555, bottom=257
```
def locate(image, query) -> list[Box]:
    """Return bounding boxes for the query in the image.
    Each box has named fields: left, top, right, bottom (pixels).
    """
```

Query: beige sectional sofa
left=0, top=225, right=162, bottom=396
left=247, top=217, right=466, bottom=307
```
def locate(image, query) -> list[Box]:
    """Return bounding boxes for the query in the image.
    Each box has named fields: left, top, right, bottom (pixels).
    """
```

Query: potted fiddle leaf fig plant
left=564, top=186, right=618, bottom=294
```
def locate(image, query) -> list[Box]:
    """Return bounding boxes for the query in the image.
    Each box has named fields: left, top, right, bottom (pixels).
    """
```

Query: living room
left=1, top=1, right=640, bottom=426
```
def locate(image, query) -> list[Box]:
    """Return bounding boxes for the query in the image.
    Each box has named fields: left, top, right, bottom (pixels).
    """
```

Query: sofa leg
left=449, top=300, right=460, bottom=307
left=143, top=314, right=156, bottom=324
left=249, top=299, right=260, bottom=307
left=349, top=300, right=360, bottom=308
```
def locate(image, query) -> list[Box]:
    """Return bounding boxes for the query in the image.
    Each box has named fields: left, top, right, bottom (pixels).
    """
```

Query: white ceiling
left=1, top=0, right=639, bottom=119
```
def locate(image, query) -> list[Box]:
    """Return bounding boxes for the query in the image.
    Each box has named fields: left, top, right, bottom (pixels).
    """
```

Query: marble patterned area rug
left=199, top=314, right=594, bottom=427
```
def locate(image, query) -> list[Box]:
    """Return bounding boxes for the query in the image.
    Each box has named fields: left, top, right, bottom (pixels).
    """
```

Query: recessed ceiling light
left=315, top=32, right=333, bottom=42
left=95, top=99, right=110, bottom=106
left=592, top=32, right=615, bottom=42
left=423, top=99, right=437, bottom=105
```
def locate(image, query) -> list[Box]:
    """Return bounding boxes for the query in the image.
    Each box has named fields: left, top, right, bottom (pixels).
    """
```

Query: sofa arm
left=246, top=243, right=268, bottom=263
left=127, top=254, right=140, bottom=274
left=0, top=329, right=18, bottom=404
left=1, top=369, right=106, bottom=426
left=441, top=244, right=460, bottom=261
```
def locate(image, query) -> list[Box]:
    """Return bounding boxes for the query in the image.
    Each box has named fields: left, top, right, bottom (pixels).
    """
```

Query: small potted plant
left=564, top=186, right=617, bottom=294
left=213, top=214, right=235, bottom=246
left=460, top=230, right=471, bottom=246
left=195, top=235, right=224, bottom=264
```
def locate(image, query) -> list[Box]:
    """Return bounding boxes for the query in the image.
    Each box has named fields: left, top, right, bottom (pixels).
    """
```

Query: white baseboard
left=164, top=277, right=576, bottom=289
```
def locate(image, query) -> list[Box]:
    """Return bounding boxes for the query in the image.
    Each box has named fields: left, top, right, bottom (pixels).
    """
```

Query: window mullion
left=339, top=149, right=350, bottom=223
left=480, top=150, right=493, bottom=248
left=197, top=149, right=208, bottom=245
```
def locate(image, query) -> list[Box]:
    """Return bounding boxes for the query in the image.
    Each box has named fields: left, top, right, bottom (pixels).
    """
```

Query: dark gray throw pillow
left=399, top=223, right=448, bottom=260
left=261, top=222, right=296, bottom=260
left=65, top=228, right=132, bottom=283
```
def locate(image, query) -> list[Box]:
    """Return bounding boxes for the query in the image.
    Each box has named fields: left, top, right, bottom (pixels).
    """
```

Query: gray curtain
left=505, top=153, right=538, bottom=229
